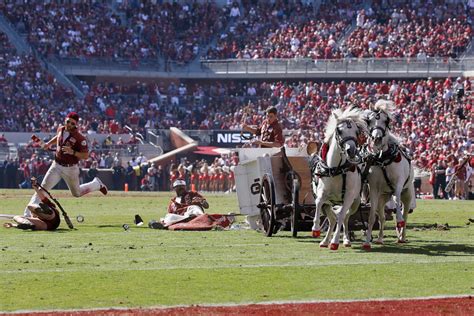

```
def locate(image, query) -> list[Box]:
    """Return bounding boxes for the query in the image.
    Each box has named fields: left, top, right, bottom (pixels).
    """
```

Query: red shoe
left=330, top=243, right=339, bottom=250
left=362, top=243, right=371, bottom=251
left=396, top=221, right=405, bottom=229
left=95, top=177, right=108, bottom=195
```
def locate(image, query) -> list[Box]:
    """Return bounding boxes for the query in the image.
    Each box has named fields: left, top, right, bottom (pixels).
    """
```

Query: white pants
left=24, top=161, right=101, bottom=216
left=161, top=205, right=204, bottom=227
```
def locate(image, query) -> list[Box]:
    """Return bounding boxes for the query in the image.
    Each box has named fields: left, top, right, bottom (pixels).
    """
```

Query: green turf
left=0, top=190, right=473, bottom=312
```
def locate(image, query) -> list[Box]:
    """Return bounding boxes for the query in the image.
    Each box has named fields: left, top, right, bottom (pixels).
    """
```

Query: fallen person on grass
left=4, top=179, right=60, bottom=231
left=159, top=179, right=209, bottom=228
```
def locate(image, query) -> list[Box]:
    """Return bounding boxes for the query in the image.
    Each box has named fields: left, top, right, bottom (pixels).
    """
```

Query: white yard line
left=1, top=257, right=473, bottom=274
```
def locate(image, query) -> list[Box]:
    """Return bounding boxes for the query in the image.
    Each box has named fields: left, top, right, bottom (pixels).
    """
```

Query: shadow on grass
left=54, top=228, right=74, bottom=233
left=357, top=242, right=474, bottom=256
left=407, top=222, right=465, bottom=229
left=292, top=234, right=474, bottom=257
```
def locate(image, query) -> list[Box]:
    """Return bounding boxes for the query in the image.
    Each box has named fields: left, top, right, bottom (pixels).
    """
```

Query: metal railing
left=200, top=57, right=474, bottom=76
left=53, top=54, right=474, bottom=78
left=53, top=55, right=206, bottom=74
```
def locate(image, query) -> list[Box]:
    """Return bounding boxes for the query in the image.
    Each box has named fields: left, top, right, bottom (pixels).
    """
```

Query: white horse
left=309, top=108, right=367, bottom=250
left=363, top=100, right=416, bottom=250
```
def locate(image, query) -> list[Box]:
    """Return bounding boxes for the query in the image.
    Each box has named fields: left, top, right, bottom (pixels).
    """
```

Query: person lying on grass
left=4, top=179, right=60, bottom=231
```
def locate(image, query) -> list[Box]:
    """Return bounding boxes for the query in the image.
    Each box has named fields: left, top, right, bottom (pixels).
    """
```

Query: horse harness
left=309, top=143, right=359, bottom=203
left=367, top=110, right=391, bottom=138
left=366, top=142, right=412, bottom=193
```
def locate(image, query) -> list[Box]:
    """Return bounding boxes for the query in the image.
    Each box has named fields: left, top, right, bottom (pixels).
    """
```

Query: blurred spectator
left=0, top=134, right=8, bottom=145
left=112, top=161, right=125, bottom=191
left=87, top=161, right=99, bottom=183
left=140, top=174, right=152, bottom=191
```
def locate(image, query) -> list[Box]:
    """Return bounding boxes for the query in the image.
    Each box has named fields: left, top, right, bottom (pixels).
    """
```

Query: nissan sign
left=212, top=131, right=251, bottom=147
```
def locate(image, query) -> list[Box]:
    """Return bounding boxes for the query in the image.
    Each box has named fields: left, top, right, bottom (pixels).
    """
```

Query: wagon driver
left=242, top=106, right=284, bottom=148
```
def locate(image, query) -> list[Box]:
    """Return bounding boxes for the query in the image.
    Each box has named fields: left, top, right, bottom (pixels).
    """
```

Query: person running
left=24, top=112, right=107, bottom=216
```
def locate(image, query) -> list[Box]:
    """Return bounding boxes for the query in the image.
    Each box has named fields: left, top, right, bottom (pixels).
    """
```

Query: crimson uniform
left=55, top=126, right=88, bottom=166
left=256, top=119, right=284, bottom=147
left=167, top=191, right=206, bottom=215
left=24, top=113, right=107, bottom=217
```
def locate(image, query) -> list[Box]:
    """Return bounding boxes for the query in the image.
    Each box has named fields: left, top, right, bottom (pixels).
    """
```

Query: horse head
left=335, top=119, right=359, bottom=162
left=367, top=100, right=394, bottom=152
left=326, top=108, right=368, bottom=164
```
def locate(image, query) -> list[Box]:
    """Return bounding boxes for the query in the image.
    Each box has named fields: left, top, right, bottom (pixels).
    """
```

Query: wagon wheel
left=259, top=176, right=276, bottom=237
left=291, top=178, right=300, bottom=238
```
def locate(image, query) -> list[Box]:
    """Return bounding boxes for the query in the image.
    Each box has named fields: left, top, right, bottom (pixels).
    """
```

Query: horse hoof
left=362, top=243, right=371, bottom=251
left=330, top=243, right=339, bottom=250
left=374, top=240, right=384, bottom=245
left=397, top=239, right=407, bottom=244
left=397, top=221, right=405, bottom=228
left=344, top=243, right=351, bottom=248
left=312, top=230, right=321, bottom=238
left=319, top=243, right=328, bottom=248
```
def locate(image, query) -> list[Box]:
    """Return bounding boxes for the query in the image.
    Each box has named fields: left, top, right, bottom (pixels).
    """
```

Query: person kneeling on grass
left=157, top=179, right=209, bottom=228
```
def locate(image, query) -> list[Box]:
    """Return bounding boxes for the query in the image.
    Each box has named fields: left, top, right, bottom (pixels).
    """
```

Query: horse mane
left=373, top=99, right=395, bottom=122
left=324, top=107, right=368, bottom=143
left=373, top=99, right=403, bottom=144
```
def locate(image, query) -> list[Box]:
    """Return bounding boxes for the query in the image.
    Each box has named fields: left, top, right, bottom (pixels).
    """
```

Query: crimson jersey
left=55, top=126, right=88, bottom=165
left=256, top=119, right=284, bottom=147
left=167, top=191, right=205, bottom=215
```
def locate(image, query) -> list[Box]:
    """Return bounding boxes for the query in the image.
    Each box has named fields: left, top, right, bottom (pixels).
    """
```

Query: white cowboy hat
left=173, top=179, right=186, bottom=188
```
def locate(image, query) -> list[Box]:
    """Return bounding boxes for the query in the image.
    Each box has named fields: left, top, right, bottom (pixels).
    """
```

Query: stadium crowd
left=1, top=25, right=471, bottom=176
left=0, top=31, right=79, bottom=133
left=1, top=0, right=228, bottom=65
left=204, top=0, right=356, bottom=60
left=340, top=1, right=472, bottom=59
left=2, top=74, right=472, bottom=193
left=2, top=2, right=150, bottom=60
left=205, top=0, right=473, bottom=60
left=2, top=145, right=240, bottom=195
left=3, top=0, right=472, bottom=63
left=118, top=1, right=228, bottom=65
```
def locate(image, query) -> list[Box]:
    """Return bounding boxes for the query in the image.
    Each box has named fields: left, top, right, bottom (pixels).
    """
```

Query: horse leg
left=320, top=206, right=335, bottom=247
left=343, top=198, right=360, bottom=247
left=330, top=202, right=350, bottom=250
left=409, top=183, right=417, bottom=212
left=398, top=189, right=412, bottom=243
left=342, top=212, right=351, bottom=247
left=311, top=196, right=324, bottom=238
left=374, top=197, right=388, bottom=245
left=363, top=193, right=379, bottom=250
left=328, top=206, right=342, bottom=250
left=393, top=190, right=405, bottom=239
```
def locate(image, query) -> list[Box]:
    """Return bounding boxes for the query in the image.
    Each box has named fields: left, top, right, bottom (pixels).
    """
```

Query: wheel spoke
left=261, top=190, right=268, bottom=203
left=259, top=179, right=275, bottom=237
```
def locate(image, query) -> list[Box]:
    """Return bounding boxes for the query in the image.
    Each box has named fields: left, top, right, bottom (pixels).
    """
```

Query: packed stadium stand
left=0, top=0, right=472, bottom=198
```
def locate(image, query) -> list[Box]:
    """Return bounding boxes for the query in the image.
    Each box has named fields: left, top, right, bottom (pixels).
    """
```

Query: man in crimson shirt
left=242, top=106, right=284, bottom=148
left=23, top=112, right=108, bottom=218
left=160, top=179, right=209, bottom=227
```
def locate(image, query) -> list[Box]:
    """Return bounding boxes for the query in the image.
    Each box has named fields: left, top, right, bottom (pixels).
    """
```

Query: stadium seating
left=3, top=1, right=472, bottom=62
left=0, top=1, right=472, bottom=192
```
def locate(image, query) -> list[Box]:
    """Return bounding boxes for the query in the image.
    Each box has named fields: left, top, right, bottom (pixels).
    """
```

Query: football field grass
left=0, top=189, right=473, bottom=312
